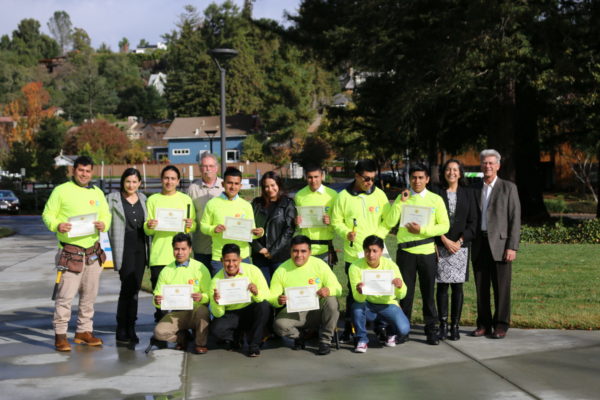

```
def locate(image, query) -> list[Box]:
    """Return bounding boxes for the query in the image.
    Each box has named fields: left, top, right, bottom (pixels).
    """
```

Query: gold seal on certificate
left=160, top=284, right=193, bottom=310
left=362, top=269, right=394, bottom=296
left=400, top=205, right=432, bottom=227
left=68, top=213, right=98, bottom=238
left=222, top=217, right=253, bottom=242
left=297, top=206, right=326, bottom=228
left=217, top=277, right=251, bottom=305
left=155, top=208, right=185, bottom=232
left=285, top=285, right=320, bottom=313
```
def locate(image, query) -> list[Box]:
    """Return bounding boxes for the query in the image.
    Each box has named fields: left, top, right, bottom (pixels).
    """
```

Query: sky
left=0, top=0, right=301, bottom=50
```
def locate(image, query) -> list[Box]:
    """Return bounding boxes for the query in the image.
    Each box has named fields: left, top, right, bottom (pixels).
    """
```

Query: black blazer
left=431, top=185, right=478, bottom=246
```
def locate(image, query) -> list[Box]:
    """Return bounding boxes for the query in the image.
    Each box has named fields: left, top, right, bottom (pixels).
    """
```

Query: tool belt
left=312, top=240, right=338, bottom=266
left=58, top=241, right=106, bottom=273
left=397, top=237, right=435, bottom=250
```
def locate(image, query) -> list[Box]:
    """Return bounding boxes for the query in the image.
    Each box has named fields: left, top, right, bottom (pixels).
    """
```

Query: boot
left=74, top=331, right=103, bottom=346
left=449, top=283, right=463, bottom=341
left=449, top=324, right=460, bottom=341
left=436, top=283, right=449, bottom=340
left=439, top=319, right=448, bottom=341
left=55, top=334, right=71, bottom=352
left=425, top=326, right=439, bottom=345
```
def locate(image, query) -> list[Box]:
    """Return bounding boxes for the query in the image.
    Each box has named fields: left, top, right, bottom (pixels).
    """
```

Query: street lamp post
left=206, top=130, right=217, bottom=154
left=208, top=48, right=238, bottom=174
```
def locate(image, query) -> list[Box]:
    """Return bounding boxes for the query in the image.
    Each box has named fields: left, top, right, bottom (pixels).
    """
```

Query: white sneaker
left=354, top=342, right=368, bottom=353
left=385, top=335, right=397, bottom=347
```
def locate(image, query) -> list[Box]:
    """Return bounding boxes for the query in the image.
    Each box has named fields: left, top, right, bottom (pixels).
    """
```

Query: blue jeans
left=351, top=302, right=410, bottom=343
left=210, top=257, right=251, bottom=276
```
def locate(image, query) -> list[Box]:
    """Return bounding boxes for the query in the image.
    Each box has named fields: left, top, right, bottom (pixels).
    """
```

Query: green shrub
left=568, top=201, right=597, bottom=214
left=544, top=197, right=568, bottom=213
left=521, top=218, right=600, bottom=244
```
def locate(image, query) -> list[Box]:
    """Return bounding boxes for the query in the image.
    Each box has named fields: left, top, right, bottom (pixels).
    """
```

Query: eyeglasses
left=359, top=175, right=374, bottom=182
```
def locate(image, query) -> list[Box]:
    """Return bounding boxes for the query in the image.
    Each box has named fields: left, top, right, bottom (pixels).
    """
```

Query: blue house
left=163, top=115, right=259, bottom=164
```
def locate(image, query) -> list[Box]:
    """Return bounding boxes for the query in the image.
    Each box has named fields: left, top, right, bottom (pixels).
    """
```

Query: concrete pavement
left=0, top=215, right=598, bottom=399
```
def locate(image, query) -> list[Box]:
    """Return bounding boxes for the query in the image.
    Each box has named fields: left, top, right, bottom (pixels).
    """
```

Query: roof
left=164, top=114, right=258, bottom=140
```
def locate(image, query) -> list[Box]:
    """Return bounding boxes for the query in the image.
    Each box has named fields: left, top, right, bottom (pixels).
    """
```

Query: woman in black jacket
left=251, top=171, right=297, bottom=284
left=433, top=159, right=477, bottom=340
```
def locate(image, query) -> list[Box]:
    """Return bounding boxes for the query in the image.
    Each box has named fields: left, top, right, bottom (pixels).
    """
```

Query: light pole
left=206, top=130, right=217, bottom=154
left=208, top=48, right=238, bottom=174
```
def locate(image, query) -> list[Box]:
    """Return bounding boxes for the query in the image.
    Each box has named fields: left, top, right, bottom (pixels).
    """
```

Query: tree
left=47, top=10, right=73, bottom=55
left=116, top=85, right=167, bottom=120
left=72, top=27, right=92, bottom=52
left=33, top=117, right=68, bottom=182
left=137, top=38, right=150, bottom=49
left=64, top=119, right=130, bottom=163
left=118, top=37, right=130, bottom=53
left=7, top=18, right=59, bottom=65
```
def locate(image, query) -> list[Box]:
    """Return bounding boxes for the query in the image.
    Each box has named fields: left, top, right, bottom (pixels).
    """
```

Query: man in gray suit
left=471, top=149, right=521, bottom=339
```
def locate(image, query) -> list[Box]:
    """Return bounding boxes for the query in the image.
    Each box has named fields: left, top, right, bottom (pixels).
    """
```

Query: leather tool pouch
left=58, top=241, right=106, bottom=272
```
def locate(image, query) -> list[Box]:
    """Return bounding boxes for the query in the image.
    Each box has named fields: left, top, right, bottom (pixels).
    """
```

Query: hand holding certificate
left=160, top=284, right=193, bottom=310
left=216, top=277, right=251, bottom=305
left=297, top=206, right=326, bottom=228
left=155, top=208, right=185, bottom=232
left=68, top=213, right=98, bottom=238
left=400, top=205, right=432, bottom=227
left=222, top=217, right=253, bottom=242
left=285, top=285, right=320, bottom=313
left=362, top=269, right=394, bottom=296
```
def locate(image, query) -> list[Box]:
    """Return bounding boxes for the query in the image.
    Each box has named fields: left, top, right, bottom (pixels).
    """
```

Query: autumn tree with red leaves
left=64, top=119, right=131, bottom=164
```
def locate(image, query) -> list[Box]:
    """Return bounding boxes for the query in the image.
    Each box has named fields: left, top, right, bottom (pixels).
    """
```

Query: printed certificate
left=222, top=217, right=253, bottom=242
left=297, top=206, right=326, bottom=228
left=362, top=269, right=394, bottom=296
left=155, top=208, right=185, bottom=232
left=68, top=213, right=97, bottom=238
left=217, top=277, right=251, bottom=305
left=400, top=205, right=432, bottom=227
left=285, top=285, right=319, bottom=313
left=160, top=284, right=193, bottom=310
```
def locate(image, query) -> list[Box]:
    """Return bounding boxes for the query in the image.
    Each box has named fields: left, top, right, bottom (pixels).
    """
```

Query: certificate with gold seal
left=222, top=217, right=253, bottom=242
left=217, top=277, right=251, bottom=305
left=161, top=284, right=193, bottom=310
left=297, top=206, right=326, bottom=228
left=68, top=213, right=98, bottom=238
left=285, top=285, right=319, bottom=313
left=400, top=205, right=432, bottom=227
left=155, top=208, right=185, bottom=232
left=362, top=269, right=394, bottom=296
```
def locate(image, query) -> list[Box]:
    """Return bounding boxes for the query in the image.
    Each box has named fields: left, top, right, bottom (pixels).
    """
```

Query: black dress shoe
left=292, top=338, right=305, bottom=350
left=491, top=328, right=507, bottom=339
left=426, top=330, right=440, bottom=345
left=145, top=336, right=167, bottom=353
left=449, top=325, right=460, bottom=341
left=317, top=342, right=331, bottom=355
left=470, top=327, right=489, bottom=337
left=175, top=330, right=192, bottom=351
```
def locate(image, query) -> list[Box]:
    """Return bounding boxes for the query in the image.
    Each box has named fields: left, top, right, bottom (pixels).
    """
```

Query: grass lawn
left=0, top=226, right=15, bottom=238
left=141, top=240, right=600, bottom=330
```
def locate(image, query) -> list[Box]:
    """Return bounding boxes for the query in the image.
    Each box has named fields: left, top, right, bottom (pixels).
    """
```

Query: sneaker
left=385, top=335, right=397, bottom=347
left=248, top=346, right=261, bottom=357
left=354, top=342, right=368, bottom=353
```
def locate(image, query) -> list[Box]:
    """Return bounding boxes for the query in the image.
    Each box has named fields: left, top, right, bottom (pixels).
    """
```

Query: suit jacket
left=107, top=191, right=149, bottom=271
left=472, top=178, right=521, bottom=262
left=431, top=185, right=478, bottom=246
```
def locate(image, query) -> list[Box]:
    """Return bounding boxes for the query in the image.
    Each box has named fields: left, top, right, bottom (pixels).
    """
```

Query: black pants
left=116, top=251, right=146, bottom=328
left=472, top=239, right=512, bottom=331
left=396, top=250, right=438, bottom=330
left=436, top=282, right=464, bottom=325
left=211, top=301, right=271, bottom=348
left=150, top=265, right=167, bottom=323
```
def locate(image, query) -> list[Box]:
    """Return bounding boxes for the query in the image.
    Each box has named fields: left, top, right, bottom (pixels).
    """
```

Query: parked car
left=0, top=190, right=20, bottom=214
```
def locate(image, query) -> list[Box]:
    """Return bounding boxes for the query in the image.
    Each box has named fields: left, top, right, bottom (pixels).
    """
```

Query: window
left=172, top=148, right=190, bottom=156
left=226, top=150, right=239, bottom=162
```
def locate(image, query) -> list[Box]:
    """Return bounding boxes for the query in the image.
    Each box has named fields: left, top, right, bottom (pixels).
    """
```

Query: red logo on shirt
left=308, top=278, right=315, bottom=285
left=235, top=213, right=241, bottom=218
left=188, top=279, right=194, bottom=285
left=89, top=200, right=95, bottom=206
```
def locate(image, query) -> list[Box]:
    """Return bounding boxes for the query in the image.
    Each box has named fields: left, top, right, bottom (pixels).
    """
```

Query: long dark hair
left=440, top=159, right=467, bottom=188
left=260, top=170, right=284, bottom=203
left=119, top=168, right=142, bottom=192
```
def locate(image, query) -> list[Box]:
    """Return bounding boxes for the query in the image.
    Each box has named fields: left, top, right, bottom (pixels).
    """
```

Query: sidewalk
left=0, top=216, right=598, bottom=399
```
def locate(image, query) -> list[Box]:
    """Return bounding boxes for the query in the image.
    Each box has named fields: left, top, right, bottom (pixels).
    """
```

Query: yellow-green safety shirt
left=349, top=256, right=407, bottom=305
left=153, top=258, right=211, bottom=308
left=294, top=184, right=338, bottom=255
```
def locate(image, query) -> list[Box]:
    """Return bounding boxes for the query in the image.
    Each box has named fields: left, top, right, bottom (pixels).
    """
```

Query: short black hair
left=224, top=167, right=242, bottom=179
left=119, top=168, right=142, bottom=193
left=172, top=233, right=192, bottom=247
left=409, top=163, right=430, bottom=177
left=304, top=164, right=323, bottom=175
left=291, top=235, right=311, bottom=247
left=362, top=235, right=384, bottom=250
left=222, top=243, right=241, bottom=257
left=355, top=159, right=377, bottom=175
left=161, top=165, right=181, bottom=179
left=73, top=156, right=94, bottom=169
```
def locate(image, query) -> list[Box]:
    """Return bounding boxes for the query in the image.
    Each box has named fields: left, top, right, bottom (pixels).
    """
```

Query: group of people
left=42, top=148, right=520, bottom=356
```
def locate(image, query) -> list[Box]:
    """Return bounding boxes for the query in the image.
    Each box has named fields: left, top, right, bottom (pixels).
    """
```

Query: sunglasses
left=359, top=175, right=374, bottom=182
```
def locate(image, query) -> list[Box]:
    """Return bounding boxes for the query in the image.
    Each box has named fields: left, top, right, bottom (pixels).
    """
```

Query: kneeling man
left=153, top=233, right=211, bottom=354
left=349, top=235, right=410, bottom=353
left=270, top=235, right=341, bottom=355
left=210, top=244, right=271, bottom=357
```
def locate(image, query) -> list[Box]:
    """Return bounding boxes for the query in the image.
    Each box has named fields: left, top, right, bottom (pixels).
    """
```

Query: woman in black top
left=251, top=171, right=296, bottom=284
left=107, top=168, right=148, bottom=347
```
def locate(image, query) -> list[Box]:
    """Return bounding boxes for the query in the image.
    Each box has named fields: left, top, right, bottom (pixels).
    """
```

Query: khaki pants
left=154, top=305, right=210, bottom=346
left=274, top=296, right=339, bottom=344
left=53, top=250, right=103, bottom=335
